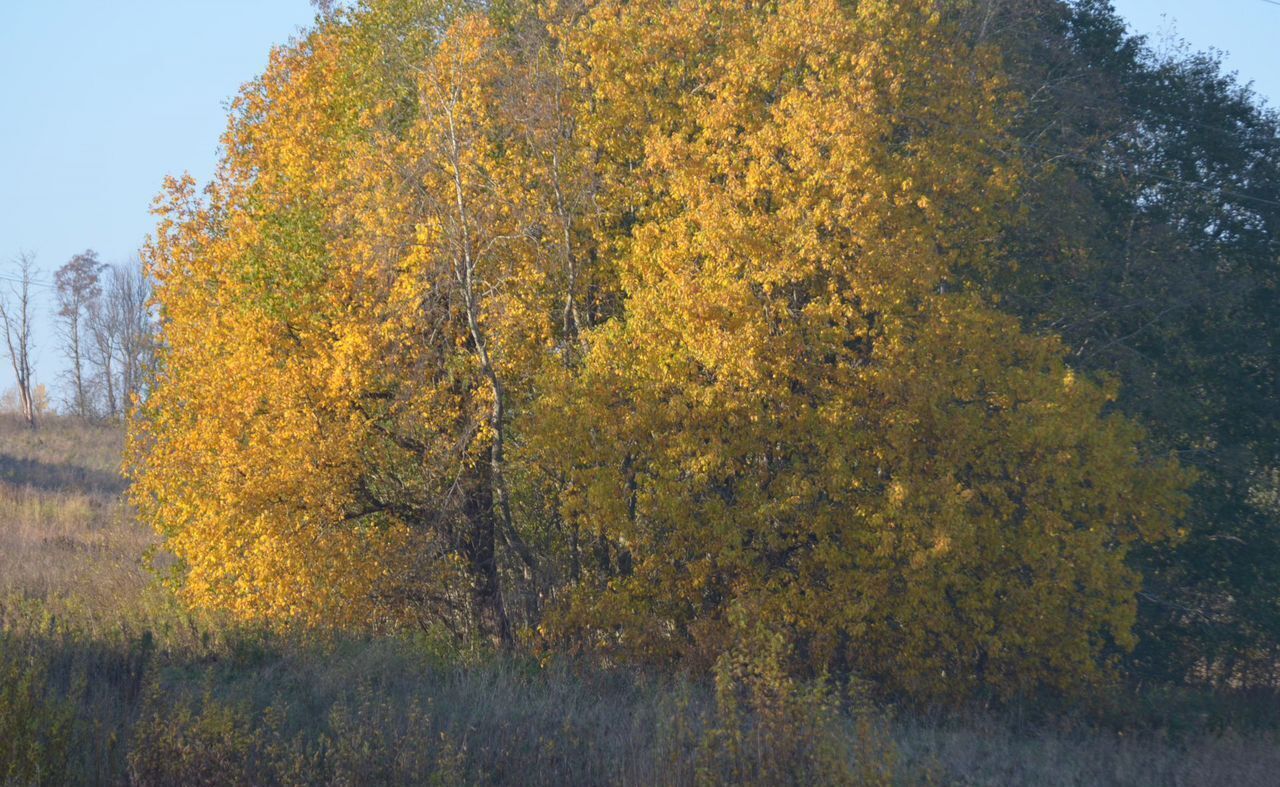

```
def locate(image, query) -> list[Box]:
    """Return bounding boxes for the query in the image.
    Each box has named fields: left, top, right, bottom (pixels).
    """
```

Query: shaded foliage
left=981, top=0, right=1280, bottom=686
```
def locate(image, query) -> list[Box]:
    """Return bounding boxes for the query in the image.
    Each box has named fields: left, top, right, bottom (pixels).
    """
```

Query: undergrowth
left=2, top=416, right=1278, bottom=785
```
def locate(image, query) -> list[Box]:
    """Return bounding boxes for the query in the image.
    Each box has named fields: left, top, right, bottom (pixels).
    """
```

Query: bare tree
left=87, top=286, right=120, bottom=418
left=87, top=260, right=154, bottom=420
left=54, top=250, right=104, bottom=418
left=0, top=252, right=40, bottom=429
left=111, top=261, right=154, bottom=412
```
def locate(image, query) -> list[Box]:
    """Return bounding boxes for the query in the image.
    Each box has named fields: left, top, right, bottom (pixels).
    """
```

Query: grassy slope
left=1, top=415, right=1277, bottom=785
left=0, top=416, right=144, bottom=611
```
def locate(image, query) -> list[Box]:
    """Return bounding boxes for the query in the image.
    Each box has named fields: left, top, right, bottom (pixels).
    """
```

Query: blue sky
left=1112, top=0, right=1279, bottom=101
left=0, top=1, right=317, bottom=392
left=1, top=0, right=1276, bottom=396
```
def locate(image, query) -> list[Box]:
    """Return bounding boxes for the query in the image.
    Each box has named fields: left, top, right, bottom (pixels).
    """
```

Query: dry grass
left=1, top=415, right=1277, bottom=785
left=0, top=414, right=153, bottom=616
left=893, top=715, right=1280, bottom=785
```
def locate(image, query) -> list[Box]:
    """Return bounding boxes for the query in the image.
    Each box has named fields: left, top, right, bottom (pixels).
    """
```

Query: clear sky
left=0, top=1, right=318, bottom=392
left=1111, top=0, right=1280, bottom=102
left=0, top=0, right=1276, bottom=397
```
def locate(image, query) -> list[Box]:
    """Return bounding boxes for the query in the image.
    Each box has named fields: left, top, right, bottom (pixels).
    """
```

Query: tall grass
left=0, top=415, right=144, bottom=615
left=2, top=415, right=1277, bottom=785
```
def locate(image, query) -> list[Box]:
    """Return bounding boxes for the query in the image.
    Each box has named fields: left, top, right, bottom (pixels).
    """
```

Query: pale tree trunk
left=70, top=315, right=89, bottom=417
left=1, top=252, right=39, bottom=430
left=416, top=30, right=548, bottom=644
left=440, top=90, right=515, bottom=649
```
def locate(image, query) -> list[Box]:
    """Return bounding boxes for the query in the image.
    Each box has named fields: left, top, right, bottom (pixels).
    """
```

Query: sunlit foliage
left=130, top=0, right=1189, bottom=700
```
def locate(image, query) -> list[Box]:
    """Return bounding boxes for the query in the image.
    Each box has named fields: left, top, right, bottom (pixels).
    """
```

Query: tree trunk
left=462, top=466, right=511, bottom=649
left=71, top=317, right=88, bottom=418
left=18, top=385, right=34, bottom=429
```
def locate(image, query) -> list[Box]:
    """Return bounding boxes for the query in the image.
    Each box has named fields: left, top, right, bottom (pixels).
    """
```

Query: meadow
left=0, top=414, right=1276, bottom=785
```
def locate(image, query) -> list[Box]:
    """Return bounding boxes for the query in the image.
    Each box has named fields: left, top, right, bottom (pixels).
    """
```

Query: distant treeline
left=0, top=250, right=154, bottom=425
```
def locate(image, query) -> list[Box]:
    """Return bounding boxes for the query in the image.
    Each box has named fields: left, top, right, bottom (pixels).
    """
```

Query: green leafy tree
left=986, top=0, right=1280, bottom=685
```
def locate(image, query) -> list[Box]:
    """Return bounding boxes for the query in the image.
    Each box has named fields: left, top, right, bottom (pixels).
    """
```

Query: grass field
left=2, top=414, right=1277, bottom=785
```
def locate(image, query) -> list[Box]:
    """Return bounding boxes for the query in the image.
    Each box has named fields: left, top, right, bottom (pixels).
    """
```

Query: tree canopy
left=127, top=0, right=1272, bottom=703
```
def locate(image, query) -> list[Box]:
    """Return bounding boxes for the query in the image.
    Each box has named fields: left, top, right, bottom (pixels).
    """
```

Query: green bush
left=0, top=633, right=80, bottom=786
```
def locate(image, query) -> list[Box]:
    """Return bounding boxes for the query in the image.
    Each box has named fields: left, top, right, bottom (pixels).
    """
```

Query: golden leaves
left=539, top=0, right=1188, bottom=700
left=129, top=0, right=1189, bottom=702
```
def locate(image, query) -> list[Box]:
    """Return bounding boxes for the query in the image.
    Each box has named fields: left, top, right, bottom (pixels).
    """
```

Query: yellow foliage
left=533, top=0, right=1189, bottom=700
left=129, top=0, right=1189, bottom=700
left=130, top=4, right=576, bottom=636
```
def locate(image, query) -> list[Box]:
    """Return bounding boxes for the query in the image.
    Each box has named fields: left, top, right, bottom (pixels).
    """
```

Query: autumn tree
left=130, top=0, right=587, bottom=643
left=531, top=0, right=1189, bottom=700
left=130, top=0, right=1191, bottom=701
left=132, top=8, right=450, bottom=633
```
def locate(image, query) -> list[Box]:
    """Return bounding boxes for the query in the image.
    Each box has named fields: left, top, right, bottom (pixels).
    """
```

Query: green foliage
left=984, top=0, right=1280, bottom=686
left=0, top=634, right=81, bottom=786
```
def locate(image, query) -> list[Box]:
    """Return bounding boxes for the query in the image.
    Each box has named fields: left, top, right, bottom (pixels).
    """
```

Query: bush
left=0, top=631, right=81, bottom=786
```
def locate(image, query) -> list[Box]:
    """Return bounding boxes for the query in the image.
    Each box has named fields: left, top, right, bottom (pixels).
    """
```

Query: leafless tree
left=87, top=260, right=154, bottom=420
left=54, top=250, right=104, bottom=418
left=112, top=262, right=154, bottom=412
left=0, top=252, right=40, bottom=429
left=88, top=289, right=120, bottom=418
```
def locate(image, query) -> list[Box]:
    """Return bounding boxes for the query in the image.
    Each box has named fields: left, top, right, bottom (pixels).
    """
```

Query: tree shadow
left=0, top=454, right=126, bottom=496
